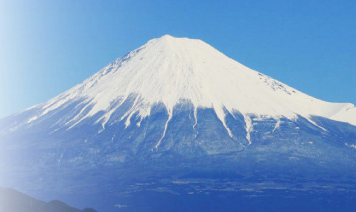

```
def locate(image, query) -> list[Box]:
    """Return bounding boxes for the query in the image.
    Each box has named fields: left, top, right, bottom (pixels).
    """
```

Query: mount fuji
left=1, top=35, right=356, bottom=212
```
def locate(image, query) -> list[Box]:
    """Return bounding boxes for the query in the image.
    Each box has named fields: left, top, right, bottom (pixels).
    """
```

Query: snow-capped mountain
left=1, top=35, right=356, bottom=212
left=3, top=35, right=356, bottom=141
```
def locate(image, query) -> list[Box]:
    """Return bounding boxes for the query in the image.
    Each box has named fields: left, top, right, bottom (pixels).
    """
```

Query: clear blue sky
left=0, top=0, right=355, bottom=118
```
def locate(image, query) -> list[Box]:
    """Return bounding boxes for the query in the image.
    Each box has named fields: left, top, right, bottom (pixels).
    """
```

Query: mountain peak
left=156, top=34, right=197, bottom=42
left=158, top=34, right=175, bottom=39
left=146, top=34, right=207, bottom=56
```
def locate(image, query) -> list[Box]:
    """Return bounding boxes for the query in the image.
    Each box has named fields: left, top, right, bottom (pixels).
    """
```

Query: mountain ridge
left=0, top=186, right=97, bottom=212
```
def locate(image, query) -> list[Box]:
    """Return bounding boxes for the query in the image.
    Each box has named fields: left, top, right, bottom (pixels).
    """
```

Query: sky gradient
left=0, top=0, right=355, bottom=118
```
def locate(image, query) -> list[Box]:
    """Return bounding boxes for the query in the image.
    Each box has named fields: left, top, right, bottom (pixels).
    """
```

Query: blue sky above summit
left=0, top=0, right=355, bottom=118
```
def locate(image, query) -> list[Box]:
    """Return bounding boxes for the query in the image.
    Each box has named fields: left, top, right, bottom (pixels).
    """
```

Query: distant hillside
left=0, top=187, right=96, bottom=212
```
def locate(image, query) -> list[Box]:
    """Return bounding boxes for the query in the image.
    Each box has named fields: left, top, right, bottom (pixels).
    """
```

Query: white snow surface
left=28, top=35, right=356, bottom=131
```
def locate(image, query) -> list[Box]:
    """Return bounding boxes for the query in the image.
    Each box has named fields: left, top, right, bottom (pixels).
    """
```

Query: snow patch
left=27, top=116, right=38, bottom=123
left=155, top=108, right=173, bottom=149
left=272, top=118, right=281, bottom=132
left=193, top=107, right=198, bottom=129
left=214, top=105, right=233, bottom=138
left=305, top=116, right=327, bottom=131
left=243, top=115, right=253, bottom=145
